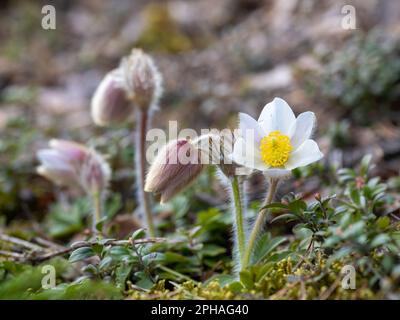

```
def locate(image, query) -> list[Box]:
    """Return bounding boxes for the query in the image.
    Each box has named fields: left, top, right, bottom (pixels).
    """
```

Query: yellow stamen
left=259, top=131, right=292, bottom=167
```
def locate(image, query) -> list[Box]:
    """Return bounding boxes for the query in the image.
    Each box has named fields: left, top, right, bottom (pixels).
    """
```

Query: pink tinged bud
left=36, top=165, right=79, bottom=189
left=145, top=139, right=204, bottom=203
left=37, top=148, right=80, bottom=188
left=36, top=140, right=111, bottom=194
left=37, top=149, right=75, bottom=170
left=91, top=69, right=133, bottom=126
left=80, top=150, right=111, bottom=194
left=120, top=48, right=162, bottom=110
left=49, top=139, right=88, bottom=163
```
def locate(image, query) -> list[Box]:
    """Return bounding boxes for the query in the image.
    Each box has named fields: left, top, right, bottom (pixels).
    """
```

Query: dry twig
left=0, top=233, right=166, bottom=264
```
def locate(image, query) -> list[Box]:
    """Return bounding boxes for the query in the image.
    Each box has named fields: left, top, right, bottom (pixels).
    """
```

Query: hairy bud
left=91, top=69, right=132, bottom=126
left=120, top=48, right=162, bottom=110
left=37, top=139, right=111, bottom=194
left=194, top=131, right=238, bottom=178
left=145, top=139, right=204, bottom=203
left=80, top=150, right=111, bottom=194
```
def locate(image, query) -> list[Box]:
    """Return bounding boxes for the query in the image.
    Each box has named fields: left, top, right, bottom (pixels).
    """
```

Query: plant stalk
left=230, top=175, right=246, bottom=270
left=92, top=191, right=102, bottom=234
left=242, top=178, right=279, bottom=270
left=135, top=109, right=155, bottom=237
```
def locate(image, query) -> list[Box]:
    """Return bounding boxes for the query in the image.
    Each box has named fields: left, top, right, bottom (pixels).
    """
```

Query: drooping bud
left=120, top=48, right=162, bottom=110
left=91, top=69, right=132, bottom=126
left=145, top=139, right=204, bottom=203
left=36, top=140, right=87, bottom=189
left=49, top=139, right=88, bottom=163
left=36, top=164, right=79, bottom=189
left=37, top=139, right=111, bottom=195
left=80, top=150, right=111, bottom=194
left=194, top=130, right=239, bottom=178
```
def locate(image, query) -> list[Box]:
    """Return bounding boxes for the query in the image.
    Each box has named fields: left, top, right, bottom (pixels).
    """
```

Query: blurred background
left=0, top=0, right=399, bottom=236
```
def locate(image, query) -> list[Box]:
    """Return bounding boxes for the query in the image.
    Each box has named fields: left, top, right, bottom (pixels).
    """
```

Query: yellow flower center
left=259, top=131, right=292, bottom=167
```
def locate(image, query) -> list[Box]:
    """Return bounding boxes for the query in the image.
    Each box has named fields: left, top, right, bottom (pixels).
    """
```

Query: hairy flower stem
left=135, top=108, right=155, bottom=237
left=92, top=191, right=102, bottom=235
left=230, top=175, right=246, bottom=270
left=242, top=178, right=279, bottom=270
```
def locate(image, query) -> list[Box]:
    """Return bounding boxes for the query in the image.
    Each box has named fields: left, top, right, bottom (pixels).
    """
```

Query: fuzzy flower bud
left=91, top=69, right=132, bottom=126
left=37, top=139, right=111, bottom=194
left=145, top=139, right=204, bottom=203
left=80, top=150, right=111, bottom=194
left=120, top=48, right=162, bottom=110
left=194, top=131, right=239, bottom=178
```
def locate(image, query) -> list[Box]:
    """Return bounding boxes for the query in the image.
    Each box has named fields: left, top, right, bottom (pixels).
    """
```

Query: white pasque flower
left=231, top=97, right=323, bottom=177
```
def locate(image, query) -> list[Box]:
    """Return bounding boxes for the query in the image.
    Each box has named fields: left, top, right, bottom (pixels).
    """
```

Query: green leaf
left=253, top=235, right=287, bottom=264
left=105, top=193, right=122, bottom=219
left=360, top=154, right=372, bottom=177
left=349, top=189, right=361, bottom=206
left=98, top=256, right=113, bottom=270
left=131, top=228, right=146, bottom=240
left=391, top=265, right=400, bottom=278
left=227, top=281, right=244, bottom=293
left=267, top=250, right=292, bottom=262
left=371, top=234, right=391, bottom=248
left=261, top=203, right=288, bottom=211
left=189, top=226, right=202, bottom=238
left=99, top=238, right=115, bottom=245
left=109, top=246, right=131, bottom=258
left=342, top=221, right=365, bottom=238
left=134, top=271, right=154, bottom=290
left=201, top=244, right=226, bottom=257
left=115, top=263, right=133, bottom=289
left=82, top=264, right=97, bottom=275
left=69, top=247, right=95, bottom=263
left=142, top=252, right=165, bottom=266
left=45, top=198, right=89, bottom=238
left=327, top=247, right=352, bottom=264
left=164, top=252, right=191, bottom=263
left=271, top=213, right=298, bottom=223
left=204, top=274, right=236, bottom=287
left=288, top=199, right=307, bottom=214
left=92, top=243, right=104, bottom=256
left=239, top=270, right=254, bottom=289
left=254, top=262, right=274, bottom=282
left=376, top=216, right=390, bottom=229
left=95, top=216, right=108, bottom=232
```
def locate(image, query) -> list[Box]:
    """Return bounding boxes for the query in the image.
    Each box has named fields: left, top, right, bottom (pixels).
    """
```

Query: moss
left=127, top=255, right=398, bottom=300
left=127, top=258, right=344, bottom=299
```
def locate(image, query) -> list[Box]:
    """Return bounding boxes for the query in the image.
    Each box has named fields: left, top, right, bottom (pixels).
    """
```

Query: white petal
left=290, top=112, right=316, bottom=150
left=258, top=97, right=296, bottom=136
left=238, top=112, right=266, bottom=146
left=285, top=139, right=323, bottom=170
left=49, top=139, right=88, bottom=162
left=231, top=137, right=267, bottom=171
left=37, top=150, right=73, bottom=170
left=37, top=166, right=78, bottom=187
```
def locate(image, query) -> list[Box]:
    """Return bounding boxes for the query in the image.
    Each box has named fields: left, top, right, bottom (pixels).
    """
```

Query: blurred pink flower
left=91, top=68, right=133, bottom=126
left=37, top=139, right=110, bottom=194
